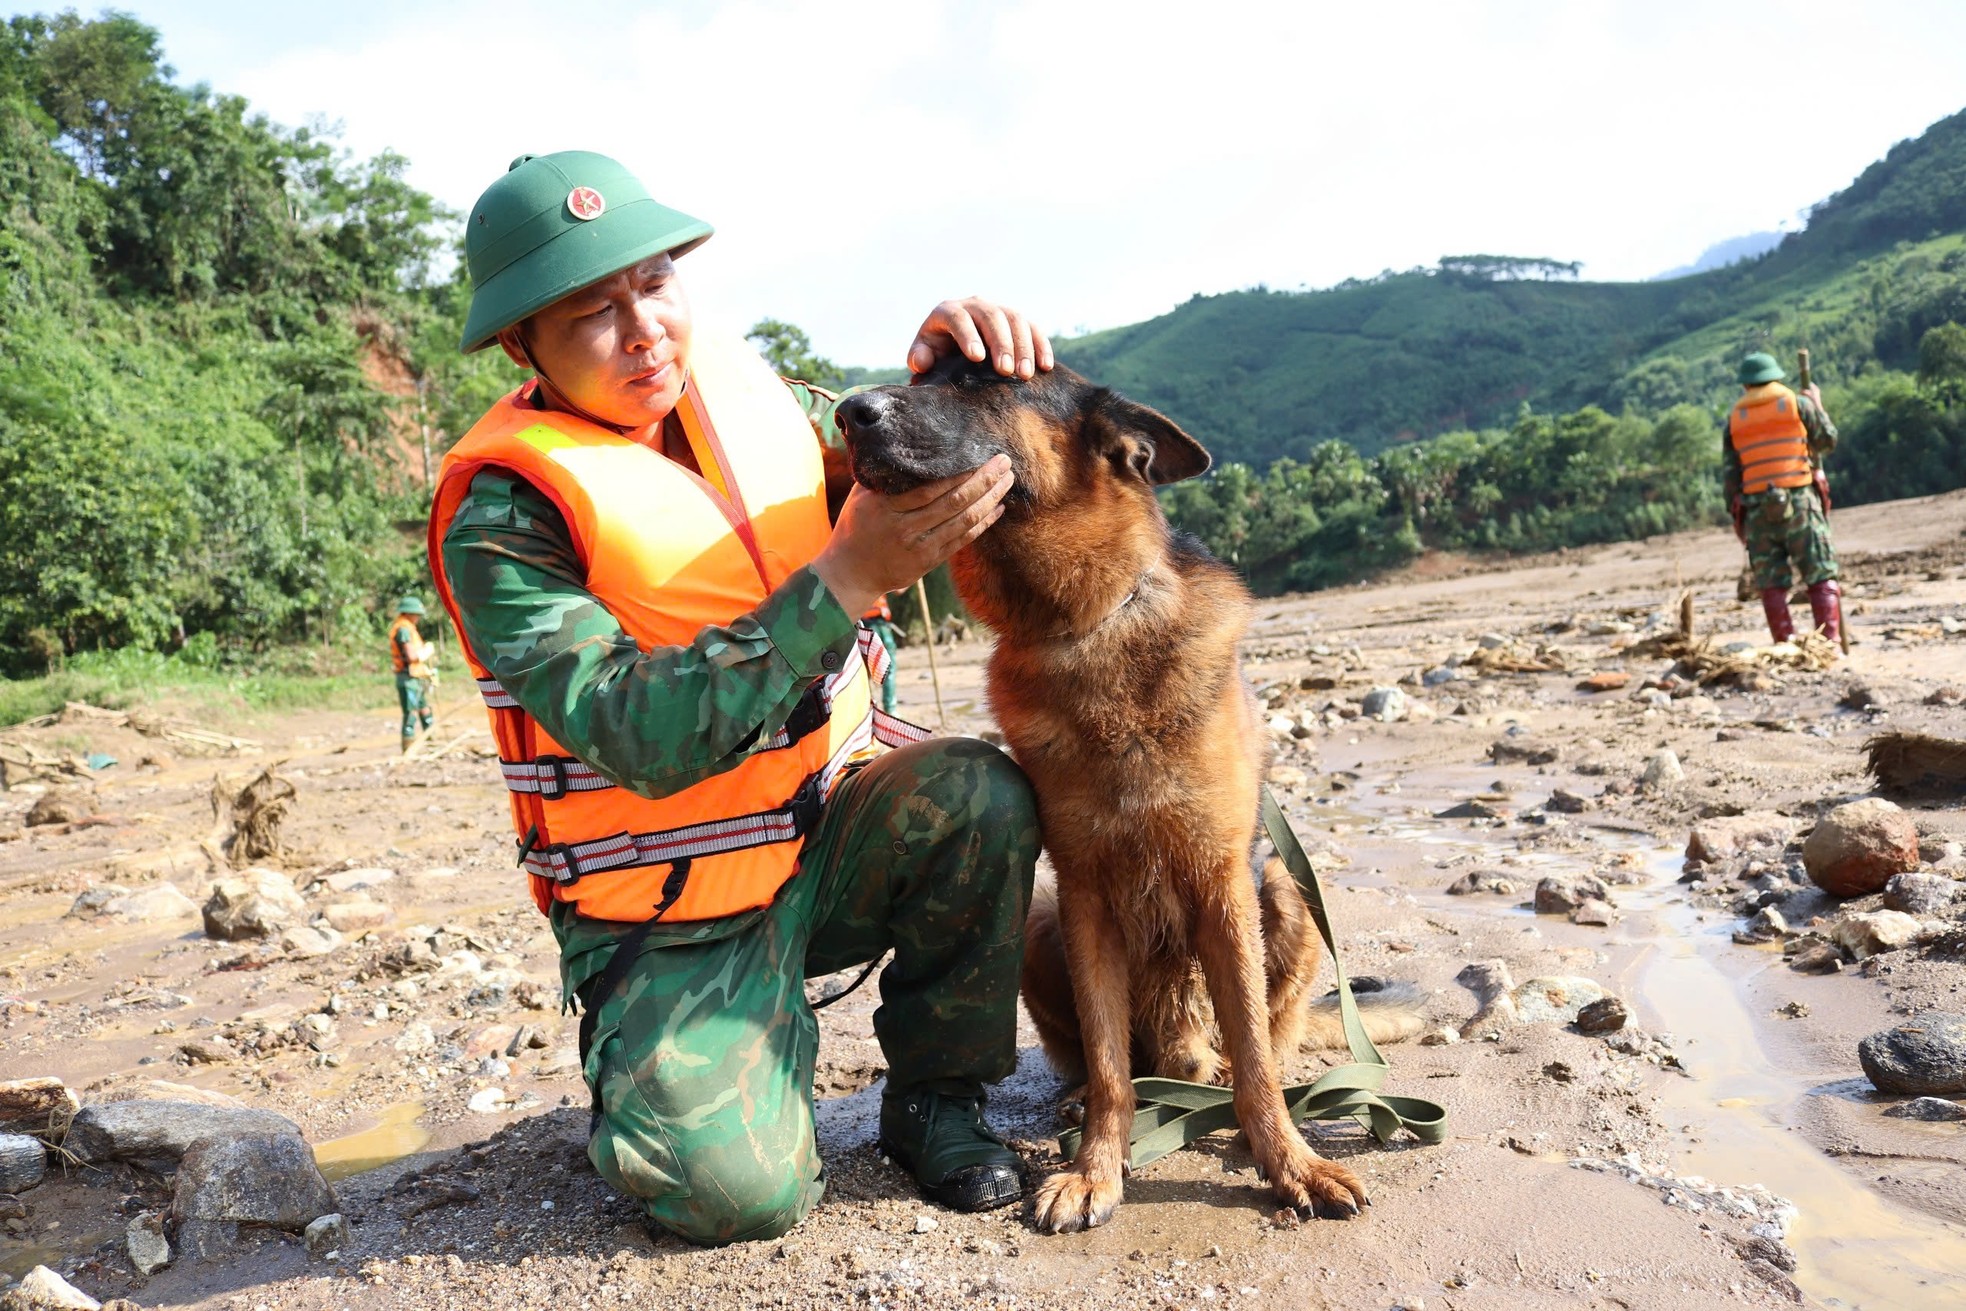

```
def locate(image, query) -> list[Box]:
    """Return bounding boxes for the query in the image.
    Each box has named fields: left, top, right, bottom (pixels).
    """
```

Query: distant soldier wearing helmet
left=1725, top=352, right=1841, bottom=644
left=388, top=595, right=436, bottom=750
left=428, top=152, right=1049, bottom=1245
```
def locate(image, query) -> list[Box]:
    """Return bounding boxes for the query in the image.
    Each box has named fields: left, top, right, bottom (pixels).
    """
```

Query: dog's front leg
left=1192, top=864, right=1368, bottom=1220
left=1031, top=877, right=1132, bottom=1233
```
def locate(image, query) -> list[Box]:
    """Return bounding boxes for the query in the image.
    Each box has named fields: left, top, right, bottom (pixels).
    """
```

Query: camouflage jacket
left=438, top=376, right=862, bottom=804
left=1723, top=390, right=1838, bottom=504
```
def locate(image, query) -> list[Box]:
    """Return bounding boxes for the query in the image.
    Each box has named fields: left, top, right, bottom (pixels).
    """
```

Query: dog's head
left=834, top=356, right=1210, bottom=514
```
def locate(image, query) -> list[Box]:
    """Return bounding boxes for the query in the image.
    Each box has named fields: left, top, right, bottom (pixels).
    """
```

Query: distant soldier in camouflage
left=1725, top=352, right=1840, bottom=643
left=388, top=596, right=436, bottom=750
left=429, top=151, right=1053, bottom=1245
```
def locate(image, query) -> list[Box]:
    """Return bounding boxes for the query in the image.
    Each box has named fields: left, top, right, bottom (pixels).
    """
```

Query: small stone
left=1789, top=942, right=1842, bottom=974
left=1882, top=1097, right=1966, bottom=1122
left=313, top=867, right=396, bottom=895
left=1419, top=1027, right=1460, bottom=1046
left=1576, top=671, right=1631, bottom=693
left=125, top=1212, right=170, bottom=1276
left=1840, top=682, right=1888, bottom=711
left=104, top=885, right=201, bottom=923
left=170, top=1133, right=337, bottom=1253
left=3, top=1266, right=100, bottom=1309
left=65, top=885, right=133, bottom=919
left=1443, top=871, right=1513, bottom=896
left=1828, top=910, right=1925, bottom=960
left=1882, top=872, right=1960, bottom=916
left=1490, top=738, right=1560, bottom=766
left=464, top=1025, right=520, bottom=1061
left=1436, top=799, right=1507, bottom=821
left=201, top=869, right=306, bottom=940
left=303, top=1213, right=348, bottom=1257
left=1534, top=874, right=1610, bottom=915
left=1858, top=1012, right=1966, bottom=1096
left=1510, top=977, right=1607, bottom=1026
left=1568, top=899, right=1617, bottom=926
left=0, top=1134, right=46, bottom=1193
left=1735, top=906, right=1789, bottom=945
left=177, top=1038, right=237, bottom=1066
left=1545, top=789, right=1592, bottom=814
left=1360, top=687, right=1407, bottom=723
left=913, top=1213, right=938, bottom=1234
left=1803, top=798, right=1920, bottom=898
left=25, top=790, right=89, bottom=827
left=1575, top=997, right=1629, bottom=1034
left=1266, top=765, right=1309, bottom=788
left=1685, top=813, right=1795, bottom=867
left=279, top=924, right=342, bottom=959
left=1640, top=751, right=1684, bottom=789
left=319, top=899, right=391, bottom=934
left=466, top=1089, right=511, bottom=1115
left=392, top=1023, right=435, bottom=1055
left=1265, top=714, right=1297, bottom=739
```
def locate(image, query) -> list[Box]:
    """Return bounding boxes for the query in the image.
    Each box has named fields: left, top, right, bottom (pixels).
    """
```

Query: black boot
left=879, top=1087, right=1025, bottom=1212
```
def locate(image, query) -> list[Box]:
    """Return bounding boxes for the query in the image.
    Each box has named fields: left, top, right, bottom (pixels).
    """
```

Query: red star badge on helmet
left=567, top=186, right=606, bottom=221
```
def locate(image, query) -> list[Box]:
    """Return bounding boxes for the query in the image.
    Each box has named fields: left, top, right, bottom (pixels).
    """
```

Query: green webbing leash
left=1059, top=786, right=1447, bottom=1168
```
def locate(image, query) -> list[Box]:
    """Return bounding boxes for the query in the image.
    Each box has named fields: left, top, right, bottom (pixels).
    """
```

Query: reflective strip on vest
left=476, top=677, right=519, bottom=709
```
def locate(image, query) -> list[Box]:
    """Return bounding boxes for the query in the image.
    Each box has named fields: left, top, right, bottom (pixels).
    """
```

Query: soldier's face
left=499, top=253, right=694, bottom=430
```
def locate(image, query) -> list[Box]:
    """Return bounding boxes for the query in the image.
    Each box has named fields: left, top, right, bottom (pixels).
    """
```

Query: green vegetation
left=0, top=11, right=510, bottom=679
left=0, top=644, right=392, bottom=728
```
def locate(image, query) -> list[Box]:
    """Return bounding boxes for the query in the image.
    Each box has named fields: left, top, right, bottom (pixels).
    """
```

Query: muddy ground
left=3, top=489, right=1964, bottom=1311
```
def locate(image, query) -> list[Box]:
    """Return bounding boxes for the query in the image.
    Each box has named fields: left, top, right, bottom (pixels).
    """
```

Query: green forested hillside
left=1060, top=107, right=1966, bottom=468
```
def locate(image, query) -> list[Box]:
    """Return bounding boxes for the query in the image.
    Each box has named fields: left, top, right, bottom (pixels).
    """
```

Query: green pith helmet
left=459, top=151, right=713, bottom=353
left=397, top=596, right=426, bottom=616
left=1738, top=352, right=1786, bottom=386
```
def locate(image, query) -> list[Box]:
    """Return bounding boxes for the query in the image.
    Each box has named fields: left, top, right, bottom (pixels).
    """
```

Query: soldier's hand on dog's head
left=907, top=298, right=1054, bottom=381
left=812, top=454, right=1015, bottom=619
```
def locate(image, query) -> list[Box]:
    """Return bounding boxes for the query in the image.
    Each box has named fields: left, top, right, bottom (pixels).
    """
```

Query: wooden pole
left=1800, top=348, right=1852, bottom=654
left=914, top=577, right=947, bottom=728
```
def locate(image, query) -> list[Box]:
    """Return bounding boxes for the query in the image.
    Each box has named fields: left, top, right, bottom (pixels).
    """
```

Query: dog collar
left=1053, top=567, right=1153, bottom=641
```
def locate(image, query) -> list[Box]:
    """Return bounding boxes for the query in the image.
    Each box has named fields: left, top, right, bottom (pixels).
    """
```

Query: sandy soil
left=3, top=489, right=1965, bottom=1311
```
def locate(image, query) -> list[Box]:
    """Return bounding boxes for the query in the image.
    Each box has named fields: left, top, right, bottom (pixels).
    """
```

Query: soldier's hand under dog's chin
left=812, top=455, right=1015, bottom=618
left=907, top=298, right=1055, bottom=381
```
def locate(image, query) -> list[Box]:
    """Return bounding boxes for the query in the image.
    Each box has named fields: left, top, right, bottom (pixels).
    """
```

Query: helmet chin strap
left=513, top=326, right=638, bottom=436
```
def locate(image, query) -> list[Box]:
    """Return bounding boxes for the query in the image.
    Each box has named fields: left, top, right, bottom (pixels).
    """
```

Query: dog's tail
left=1296, top=977, right=1428, bottom=1052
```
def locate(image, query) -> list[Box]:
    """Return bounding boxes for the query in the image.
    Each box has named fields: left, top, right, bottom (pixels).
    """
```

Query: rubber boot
left=1808, top=579, right=1842, bottom=643
left=1759, top=587, right=1796, bottom=643
left=879, top=1087, right=1025, bottom=1212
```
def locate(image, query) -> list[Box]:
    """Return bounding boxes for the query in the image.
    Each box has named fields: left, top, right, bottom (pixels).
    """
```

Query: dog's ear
left=1092, top=392, right=1212, bottom=486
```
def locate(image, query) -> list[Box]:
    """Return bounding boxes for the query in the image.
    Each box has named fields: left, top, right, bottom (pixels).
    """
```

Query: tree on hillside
left=747, top=318, right=847, bottom=391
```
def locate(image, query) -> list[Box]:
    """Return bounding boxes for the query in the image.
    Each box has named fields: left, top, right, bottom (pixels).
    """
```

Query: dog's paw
left=1264, top=1145, right=1369, bottom=1220
left=1031, top=1166, right=1123, bottom=1234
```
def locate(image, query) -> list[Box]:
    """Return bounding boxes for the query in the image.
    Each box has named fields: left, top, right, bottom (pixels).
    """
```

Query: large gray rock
left=1803, top=798, right=1920, bottom=898
left=170, top=1133, right=337, bottom=1263
left=0, top=1134, right=46, bottom=1192
left=1858, top=1012, right=1966, bottom=1096
left=1883, top=872, right=1961, bottom=916
left=201, top=868, right=305, bottom=940
left=1685, top=812, right=1794, bottom=867
left=0, top=1266, right=99, bottom=1309
left=64, top=1100, right=302, bottom=1166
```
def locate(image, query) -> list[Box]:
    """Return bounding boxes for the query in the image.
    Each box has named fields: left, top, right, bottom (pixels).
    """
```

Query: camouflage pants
left=395, top=672, right=433, bottom=743
left=552, top=738, right=1038, bottom=1246
left=1743, top=485, right=1839, bottom=592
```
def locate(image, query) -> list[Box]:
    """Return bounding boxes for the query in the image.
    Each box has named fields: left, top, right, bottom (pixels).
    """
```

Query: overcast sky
left=33, top=0, right=1966, bottom=366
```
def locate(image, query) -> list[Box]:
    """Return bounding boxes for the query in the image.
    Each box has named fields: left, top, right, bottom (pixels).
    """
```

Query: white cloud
left=92, top=0, right=1966, bottom=364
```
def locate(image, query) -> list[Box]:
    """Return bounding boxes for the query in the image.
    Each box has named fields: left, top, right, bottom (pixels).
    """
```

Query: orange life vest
left=863, top=597, right=893, bottom=623
left=1728, top=382, right=1813, bottom=494
left=427, top=333, right=926, bottom=924
left=389, top=617, right=430, bottom=677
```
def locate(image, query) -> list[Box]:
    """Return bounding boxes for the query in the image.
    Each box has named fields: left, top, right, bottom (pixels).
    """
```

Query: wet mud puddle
left=313, top=1101, right=432, bottom=1183
left=1322, top=768, right=1966, bottom=1310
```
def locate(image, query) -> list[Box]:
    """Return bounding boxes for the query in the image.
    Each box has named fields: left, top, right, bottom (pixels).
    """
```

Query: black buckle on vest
left=533, top=754, right=575, bottom=800
left=787, top=775, right=826, bottom=839
left=539, top=841, right=585, bottom=886
left=782, top=684, right=830, bottom=748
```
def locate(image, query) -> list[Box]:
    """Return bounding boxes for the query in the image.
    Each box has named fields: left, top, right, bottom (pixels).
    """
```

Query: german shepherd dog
left=837, top=358, right=1421, bottom=1232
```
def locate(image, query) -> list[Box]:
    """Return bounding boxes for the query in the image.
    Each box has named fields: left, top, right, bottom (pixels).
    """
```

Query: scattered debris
left=1864, top=731, right=1966, bottom=798
left=213, top=764, right=297, bottom=864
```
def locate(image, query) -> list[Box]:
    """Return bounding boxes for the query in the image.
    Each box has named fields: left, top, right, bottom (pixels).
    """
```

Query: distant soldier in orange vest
left=429, top=152, right=1051, bottom=1244
left=1725, top=353, right=1840, bottom=644
left=388, top=596, right=435, bottom=750
left=861, top=593, right=900, bottom=713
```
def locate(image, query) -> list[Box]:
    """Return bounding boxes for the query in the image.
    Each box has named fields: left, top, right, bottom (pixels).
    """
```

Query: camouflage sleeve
left=439, top=468, right=859, bottom=800
left=1800, top=394, right=1838, bottom=461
